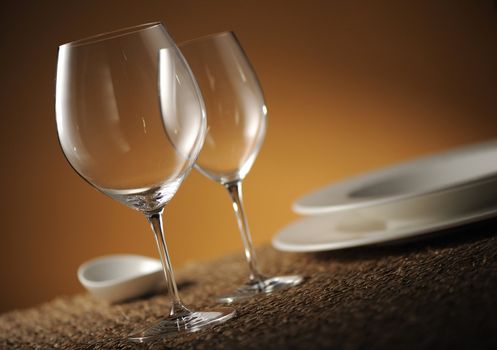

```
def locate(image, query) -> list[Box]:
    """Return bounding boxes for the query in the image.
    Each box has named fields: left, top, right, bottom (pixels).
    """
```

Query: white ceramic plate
left=273, top=201, right=497, bottom=252
left=293, top=140, right=497, bottom=215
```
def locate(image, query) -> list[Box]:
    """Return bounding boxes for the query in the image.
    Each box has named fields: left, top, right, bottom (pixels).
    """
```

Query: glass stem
left=146, top=209, right=189, bottom=316
left=225, top=181, right=264, bottom=284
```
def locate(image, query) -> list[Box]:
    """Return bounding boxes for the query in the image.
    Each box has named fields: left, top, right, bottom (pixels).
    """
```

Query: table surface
left=1, top=218, right=497, bottom=350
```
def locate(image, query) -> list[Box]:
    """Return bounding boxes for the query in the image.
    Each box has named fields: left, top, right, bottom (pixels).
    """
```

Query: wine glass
left=179, top=32, right=303, bottom=303
left=55, top=23, right=235, bottom=342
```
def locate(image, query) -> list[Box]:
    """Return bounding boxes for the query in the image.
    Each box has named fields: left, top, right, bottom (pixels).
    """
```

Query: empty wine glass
left=179, top=32, right=303, bottom=303
left=55, top=23, right=234, bottom=342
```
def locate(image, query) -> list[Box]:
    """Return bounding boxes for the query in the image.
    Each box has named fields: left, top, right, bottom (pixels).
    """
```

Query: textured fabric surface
left=1, top=219, right=497, bottom=349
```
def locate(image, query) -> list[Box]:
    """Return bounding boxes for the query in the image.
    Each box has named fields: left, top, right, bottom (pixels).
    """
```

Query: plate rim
left=273, top=205, right=497, bottom=252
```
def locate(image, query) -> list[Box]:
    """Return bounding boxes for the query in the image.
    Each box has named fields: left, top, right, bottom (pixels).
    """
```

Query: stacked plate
left=272, top=140, right=497, bottom=252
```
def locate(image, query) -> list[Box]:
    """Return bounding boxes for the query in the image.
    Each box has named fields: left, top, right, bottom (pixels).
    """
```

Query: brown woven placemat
left=1, top=219, right=497, bottom=350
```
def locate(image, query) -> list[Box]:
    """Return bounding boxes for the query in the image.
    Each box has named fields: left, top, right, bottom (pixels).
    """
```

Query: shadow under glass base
left=218, top=275, right=304, bottom=304
left=128, top=307, right=235, bottom=343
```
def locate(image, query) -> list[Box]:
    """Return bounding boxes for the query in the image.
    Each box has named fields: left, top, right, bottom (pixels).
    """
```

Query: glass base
left=218, top=275, right=304, bottom=303
left=128, top=306, right=235, bottom=343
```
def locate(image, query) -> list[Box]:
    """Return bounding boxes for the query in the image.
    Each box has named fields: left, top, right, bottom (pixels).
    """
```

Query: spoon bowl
left=78, top=254, right=163, bottom=303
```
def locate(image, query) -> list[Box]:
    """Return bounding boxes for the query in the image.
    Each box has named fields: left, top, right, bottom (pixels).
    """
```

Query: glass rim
left=179, top=30, right=236, bottom=47
left=59, top=22, right=162, bottom=49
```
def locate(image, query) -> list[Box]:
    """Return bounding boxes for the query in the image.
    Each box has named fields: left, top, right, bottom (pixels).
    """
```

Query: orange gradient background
left=1, top=0, right=497, bottom=313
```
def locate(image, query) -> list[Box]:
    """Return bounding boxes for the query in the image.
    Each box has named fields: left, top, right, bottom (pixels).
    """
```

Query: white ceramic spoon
left=77, top=254, right=164, bottom=303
